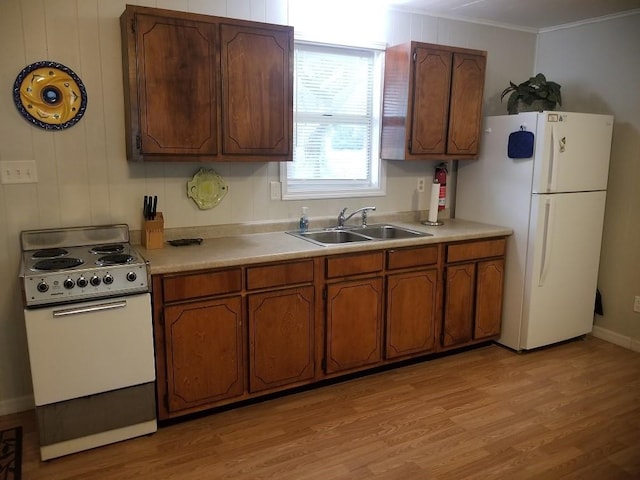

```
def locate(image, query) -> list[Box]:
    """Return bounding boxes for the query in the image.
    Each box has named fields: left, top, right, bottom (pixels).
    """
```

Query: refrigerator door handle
left=538, top=199, right=552, bottom=287
left=546, top=126, right=559, bottom=192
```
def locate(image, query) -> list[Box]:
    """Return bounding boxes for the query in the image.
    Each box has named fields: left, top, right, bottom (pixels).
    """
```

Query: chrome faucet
left=337, top=206, right=376, bottom=228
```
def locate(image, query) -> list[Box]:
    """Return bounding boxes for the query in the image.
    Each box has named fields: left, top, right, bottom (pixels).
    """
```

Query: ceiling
left=391, top=0, right=640, bottom=30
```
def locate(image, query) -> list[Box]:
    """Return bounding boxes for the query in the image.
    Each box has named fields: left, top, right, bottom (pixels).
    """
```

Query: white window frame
left=280, top=40, right=386, bottom=200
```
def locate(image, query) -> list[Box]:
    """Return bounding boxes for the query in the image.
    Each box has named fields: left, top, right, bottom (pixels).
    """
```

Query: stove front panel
left=22, top=261, right=149, bottom=307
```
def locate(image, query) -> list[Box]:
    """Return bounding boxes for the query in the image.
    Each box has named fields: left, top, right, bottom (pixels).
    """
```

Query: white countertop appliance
left=455, top=112, right=614, bottom=351
left=20, top=224, right=157, bottom=460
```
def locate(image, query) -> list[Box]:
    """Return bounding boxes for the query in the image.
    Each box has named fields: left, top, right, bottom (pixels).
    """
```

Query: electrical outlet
left=0, top=160, right=38, bottom=184
left=634, top=296, right=640, bottom=313
left=417, top=177, right=425, bottom=192
left=270, top=181, right=281, bottom=200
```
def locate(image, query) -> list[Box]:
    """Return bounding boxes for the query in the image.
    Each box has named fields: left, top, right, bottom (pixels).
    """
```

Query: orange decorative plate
left=13, top=61, right=87, bottom=130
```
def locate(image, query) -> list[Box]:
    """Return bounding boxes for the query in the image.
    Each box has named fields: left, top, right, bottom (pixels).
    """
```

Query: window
left=280, top=41, right=385, bottom=199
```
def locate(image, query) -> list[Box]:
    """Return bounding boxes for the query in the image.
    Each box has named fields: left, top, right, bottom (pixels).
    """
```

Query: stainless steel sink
left=287, top=224, right=432, bottom=246
left=351, top=224, right=431, bottom=240
left=290, top=229, right=373, bottom=246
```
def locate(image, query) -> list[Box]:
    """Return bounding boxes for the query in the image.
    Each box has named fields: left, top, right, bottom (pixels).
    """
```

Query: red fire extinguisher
left=434, top=163, right=448, bottom=211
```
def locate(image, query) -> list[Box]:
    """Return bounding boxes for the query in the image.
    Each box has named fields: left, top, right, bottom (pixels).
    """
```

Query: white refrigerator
left=455, top=111, right=614, bottom=351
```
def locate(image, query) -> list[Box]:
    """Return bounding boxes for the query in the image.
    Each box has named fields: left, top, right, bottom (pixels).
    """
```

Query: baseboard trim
left=0, top=395, right=34, bottom=416
left=591, top=325, right=640, bottom=352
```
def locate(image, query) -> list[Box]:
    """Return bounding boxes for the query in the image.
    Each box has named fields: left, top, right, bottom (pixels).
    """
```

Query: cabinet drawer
left=446, top=238, right=506, bottom=263
left=326, top=252, right=384, bottom=278
left=163, top=268, right=242, bottom=302
left=246, top=260, right=314, bottom=290
left=387, top=245, right=439, bottom=270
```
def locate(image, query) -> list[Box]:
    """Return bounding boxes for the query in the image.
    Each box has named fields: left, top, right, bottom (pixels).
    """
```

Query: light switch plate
left=0, top=160, right=38, bottom=184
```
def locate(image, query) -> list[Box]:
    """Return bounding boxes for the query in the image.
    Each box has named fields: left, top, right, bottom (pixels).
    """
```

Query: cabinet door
left=410, top=46, right=452, bottom=155
left=220, top=24, right=292, bottom=156
left=164, top=297, right=243, bottom=412
left=474, top=259, right=504, bottom=339
left=447, top=53, right=486, bottom=156
left=442, top=263, right=475, bottom=347
left=326, top=278, right=383, bottom=373
left=248, top=287, right=315, bottom=393
left=135, top=14, right=218, bottom=156
left=386, top=270, right=438, bottom=359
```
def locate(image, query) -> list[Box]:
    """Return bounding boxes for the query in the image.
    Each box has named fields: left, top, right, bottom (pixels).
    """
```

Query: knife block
left=142, top=212, right=164, bottom=249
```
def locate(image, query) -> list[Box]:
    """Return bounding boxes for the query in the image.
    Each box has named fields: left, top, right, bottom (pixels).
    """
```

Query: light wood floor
left=2, top=336, right=639, bottom=479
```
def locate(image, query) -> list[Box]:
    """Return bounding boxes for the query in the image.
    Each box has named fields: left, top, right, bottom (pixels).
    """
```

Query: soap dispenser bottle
left=299, top=207, right=309, bottom=232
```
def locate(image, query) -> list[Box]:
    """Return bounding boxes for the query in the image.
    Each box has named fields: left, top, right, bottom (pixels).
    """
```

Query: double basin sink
left=287, top=224, right=432, bottom=246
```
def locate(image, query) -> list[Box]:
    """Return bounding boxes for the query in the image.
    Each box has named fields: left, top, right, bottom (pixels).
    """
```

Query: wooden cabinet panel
left=474, top=259, right=504, bottom=339
left=381, top=41, right=486, bottom=161
left=248, top=287, right=315, bottom=392
left=220, top=24, right=292, bottom=156
left=447, top=238, right=506, bottom=263
left=164, top=297, right=244, bottom=412
left=447, top=53, right=486, bottom=155
left=325, top=252, right=384, bottom=278
left=246, top=260, right=313, bottom=290
left=410, top=47, right=452, bottom=155
left=120, top=5, right=293, bottom=162
left=122, top=12, right=218, bottom=159
left=387, top=245, right=439, bottom=270
left=325, top=278, right=383, bottom=373
left=442, top=264, right=475, bottom=347
left=386, top=270, right=438, bottom=359
left=163, top=268, right=242, bottom=302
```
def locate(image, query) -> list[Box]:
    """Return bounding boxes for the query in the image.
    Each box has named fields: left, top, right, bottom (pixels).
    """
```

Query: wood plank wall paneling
left=2, top=336, right=639, bottom=479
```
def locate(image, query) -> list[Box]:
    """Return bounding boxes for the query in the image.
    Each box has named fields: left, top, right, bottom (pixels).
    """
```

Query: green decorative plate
left=187, top=168, right=228, bottom=210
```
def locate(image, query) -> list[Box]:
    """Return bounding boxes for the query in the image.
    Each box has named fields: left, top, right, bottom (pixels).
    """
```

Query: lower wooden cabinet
left=153, top=236, right=506, bottom=420
left=163, top=297, right=244, bottom=412
left=386, top=269, right=438, bottom=358
left=474, top=259, right=505, bottom=339
left=248, top=286, right=315, bottom=392
left=442, top=263, right=475, bottom=347
left=442, top=239, right=506, bottom=349
left=325, top=278, right=383, bottom=374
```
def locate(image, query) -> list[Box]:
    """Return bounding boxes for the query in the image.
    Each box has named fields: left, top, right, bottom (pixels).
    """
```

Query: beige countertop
left=137, top=218, right=512, bottom=275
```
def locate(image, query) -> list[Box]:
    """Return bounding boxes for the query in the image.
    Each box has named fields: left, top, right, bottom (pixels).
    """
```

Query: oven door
left=24, top=293, right=156, bottom=406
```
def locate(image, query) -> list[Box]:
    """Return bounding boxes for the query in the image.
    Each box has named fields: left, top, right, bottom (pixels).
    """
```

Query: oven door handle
left=52, top=300, right=128, bottom=317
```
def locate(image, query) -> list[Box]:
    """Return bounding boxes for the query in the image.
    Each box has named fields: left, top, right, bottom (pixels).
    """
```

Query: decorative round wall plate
left=187, top=168, right=229, bottom=210
left=13, top=61, right=87, bottom=130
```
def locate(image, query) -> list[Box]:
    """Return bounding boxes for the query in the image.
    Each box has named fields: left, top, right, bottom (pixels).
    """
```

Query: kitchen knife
left=143, top=195, right=149, bottom=220
left=151, top=195, right=158, bottom=220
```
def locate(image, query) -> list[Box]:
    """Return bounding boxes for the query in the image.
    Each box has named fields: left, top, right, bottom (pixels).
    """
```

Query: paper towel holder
left=422, top=178, right=444, bottom=226
left=422, top=219, right=444, bottom=226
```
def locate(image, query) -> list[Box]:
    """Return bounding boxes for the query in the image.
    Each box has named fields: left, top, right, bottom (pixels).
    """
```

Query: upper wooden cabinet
left=381, top=42, right=487, bottom=161
left=120, top=5, right=293, bottom=162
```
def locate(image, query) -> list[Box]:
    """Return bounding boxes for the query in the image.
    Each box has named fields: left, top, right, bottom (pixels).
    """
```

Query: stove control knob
left=126, top=271, right=137, bottom=282
left=63, top=278, right=75, bottom=289
left=77, top=276, right=88, bottom=288
left=103, top=274, right=114, bottom=285
left=90, top=275, right=101, bottom=287
left=37, top=281, right=49, bottom=293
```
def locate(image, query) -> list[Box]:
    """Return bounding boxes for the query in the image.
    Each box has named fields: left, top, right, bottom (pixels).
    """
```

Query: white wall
left=0, top=0, right=537, bottom=413
left=536, top=13, right=640, bottom=348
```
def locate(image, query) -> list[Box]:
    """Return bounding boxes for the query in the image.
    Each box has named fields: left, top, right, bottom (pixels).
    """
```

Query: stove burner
left=33, top=257, right=84, bottom=271
left=96, top=253, right=134, bottom=266
left=32, top=248, right=69, bottom=259
left=90, top=244, right=125, bottom=255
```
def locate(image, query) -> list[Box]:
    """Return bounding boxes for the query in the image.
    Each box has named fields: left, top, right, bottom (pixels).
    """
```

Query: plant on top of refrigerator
left=500, top=73, right=562, bottom=114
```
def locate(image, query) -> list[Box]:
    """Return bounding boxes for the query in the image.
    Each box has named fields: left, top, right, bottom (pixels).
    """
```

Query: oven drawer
left=24, top=293, right=156, bottom=406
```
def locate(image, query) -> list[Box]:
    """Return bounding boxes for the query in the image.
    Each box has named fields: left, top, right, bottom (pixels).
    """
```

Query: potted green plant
left=500, top=73, right=562, bottom=114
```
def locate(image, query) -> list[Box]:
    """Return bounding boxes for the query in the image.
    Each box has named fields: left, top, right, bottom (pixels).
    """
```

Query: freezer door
left=532, top=112, right=613, bottom=193
left=521, top=191, right=607, bottom=349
